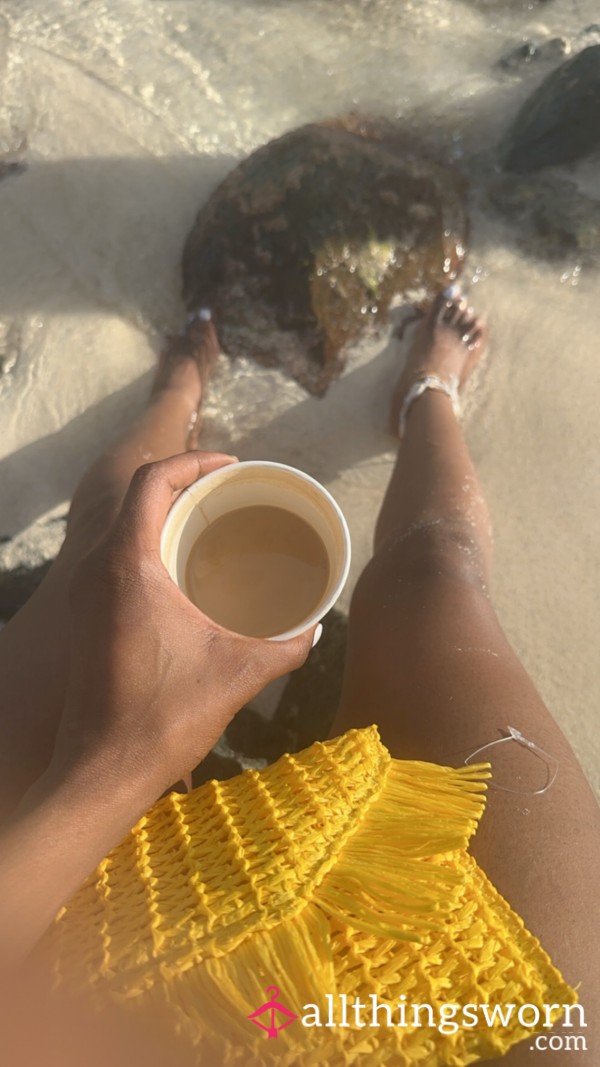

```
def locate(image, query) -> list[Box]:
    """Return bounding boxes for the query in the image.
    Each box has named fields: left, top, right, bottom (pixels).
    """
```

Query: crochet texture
left=39, top=726, right=576, bottom=1066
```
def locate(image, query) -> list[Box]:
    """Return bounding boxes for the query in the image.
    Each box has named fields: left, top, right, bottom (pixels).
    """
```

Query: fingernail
left=311, top=623, right=323, bottom=648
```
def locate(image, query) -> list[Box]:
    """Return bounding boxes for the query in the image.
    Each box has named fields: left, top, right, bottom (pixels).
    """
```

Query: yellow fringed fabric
left=38, top=726, right=577, bottom=1066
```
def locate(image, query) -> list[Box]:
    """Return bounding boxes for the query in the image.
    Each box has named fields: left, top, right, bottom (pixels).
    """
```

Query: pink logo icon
left=248, top=986, right=298, bottom=1038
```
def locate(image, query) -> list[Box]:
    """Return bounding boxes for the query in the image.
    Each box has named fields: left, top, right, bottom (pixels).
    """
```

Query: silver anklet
left=398, top=373, right=461, bottom=438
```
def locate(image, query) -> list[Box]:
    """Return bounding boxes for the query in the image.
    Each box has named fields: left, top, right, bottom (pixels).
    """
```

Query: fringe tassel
left=313, top=760, right=490, bottom=942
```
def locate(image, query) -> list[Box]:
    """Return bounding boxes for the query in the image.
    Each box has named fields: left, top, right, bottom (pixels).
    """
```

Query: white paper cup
left=160, top=460, right=351, bottom=641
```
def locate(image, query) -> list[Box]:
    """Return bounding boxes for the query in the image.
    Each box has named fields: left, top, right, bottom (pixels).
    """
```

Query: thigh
left=331, top=563, right=600, bottom=1063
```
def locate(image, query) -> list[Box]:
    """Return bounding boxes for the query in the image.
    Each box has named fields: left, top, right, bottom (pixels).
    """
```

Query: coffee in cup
left=185, top=504, right=330, bottom=639
left=160, top=461, right=351, bottom=641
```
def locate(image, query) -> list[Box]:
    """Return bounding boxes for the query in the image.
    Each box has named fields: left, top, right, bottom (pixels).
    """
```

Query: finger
left=115, top=451, right=238, bottom=551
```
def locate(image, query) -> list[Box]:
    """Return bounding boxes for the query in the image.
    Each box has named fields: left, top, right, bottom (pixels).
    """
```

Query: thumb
left=114, top=451, right=238, bottom=553
left=258, top=622, right=323, bottom=678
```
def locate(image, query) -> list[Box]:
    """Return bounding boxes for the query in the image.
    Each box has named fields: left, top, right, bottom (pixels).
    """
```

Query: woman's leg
left=331, top=295, right=600, bottom=1064
left=0, top=318, right=219, bottom=814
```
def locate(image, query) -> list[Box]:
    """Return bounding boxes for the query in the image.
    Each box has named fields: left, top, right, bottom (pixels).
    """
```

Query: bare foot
left=150, top=313, right=220, bottom=448
left=389, top=292, right=487, bottom=437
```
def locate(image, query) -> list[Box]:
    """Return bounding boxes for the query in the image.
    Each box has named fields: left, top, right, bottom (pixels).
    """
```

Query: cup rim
left=160, top=460, right=351, bottom=642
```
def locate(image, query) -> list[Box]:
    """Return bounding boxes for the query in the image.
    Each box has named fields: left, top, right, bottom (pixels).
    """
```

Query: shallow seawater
left=0, top=0, right=599, bottom=788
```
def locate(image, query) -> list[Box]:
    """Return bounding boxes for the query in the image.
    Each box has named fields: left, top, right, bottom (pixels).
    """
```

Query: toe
left=459, top=315, right=477, bottom=341
left=466, top=324, right=485, bottom=350
left=444, top=298, right=467, bottom=326
left=186, top=316, right=218, bottom=348
left=432, top=292, right=449, bottom=323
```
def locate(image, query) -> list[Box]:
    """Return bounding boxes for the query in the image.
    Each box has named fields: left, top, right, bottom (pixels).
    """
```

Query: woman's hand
left=0, top=450, right=318, bottom=969
left=50, top=450, right=317, bottom=810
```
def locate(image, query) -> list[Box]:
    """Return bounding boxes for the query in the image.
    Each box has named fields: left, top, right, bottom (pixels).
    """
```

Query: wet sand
left=0, top=0, right=598, bottom=794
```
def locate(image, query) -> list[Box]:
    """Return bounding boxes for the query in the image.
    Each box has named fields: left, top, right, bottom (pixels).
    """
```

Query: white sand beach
left=0, top=0, right=598, bottom=793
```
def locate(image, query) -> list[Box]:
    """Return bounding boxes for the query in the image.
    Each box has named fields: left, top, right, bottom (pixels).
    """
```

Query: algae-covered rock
left=183, top=118, right=468, bottom=395
left=503, top=45, right=600, bottom=172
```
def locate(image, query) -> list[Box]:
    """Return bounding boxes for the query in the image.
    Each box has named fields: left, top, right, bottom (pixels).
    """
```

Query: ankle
left=151, top=357, right=203, bottom=400
left=396, top=374, right=461, bottom=439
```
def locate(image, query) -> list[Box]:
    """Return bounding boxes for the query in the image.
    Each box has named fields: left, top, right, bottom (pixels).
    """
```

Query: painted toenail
left=186, top=307, right=212, bottom=325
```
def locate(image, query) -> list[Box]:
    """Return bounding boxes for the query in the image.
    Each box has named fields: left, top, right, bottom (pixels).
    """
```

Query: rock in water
left=0, top=160, right=27, bottom=182
left=182, top=118, right=468, bottom=395
left=497, top=37, right=569, bottom=74
left=0, top=506, right=67, bottom=619
left=488, top=173, right=600, bottom=263
left=503, top=45, right=600, bottom=173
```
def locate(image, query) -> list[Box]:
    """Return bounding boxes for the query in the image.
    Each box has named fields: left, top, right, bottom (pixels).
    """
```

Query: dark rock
left=488, top=173, right=600, bottom=262
left=182, top=117, right=468, bottom=395
left=503, top=45, right=600, bottom=172
left=499, top=41, right=539, bottom=71
left=542, top=37, right=571, bottom=61
left=461, top=0, right=554, bottom=8
left=0, top=507, right=67, bottom=619
left=498, top=37, right=568, bottom=73
left=0, top=160, right=27, bottom=182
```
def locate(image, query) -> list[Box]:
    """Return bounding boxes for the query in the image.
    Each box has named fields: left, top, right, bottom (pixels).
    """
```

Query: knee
left=366, top=517, right=490, bottom=599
